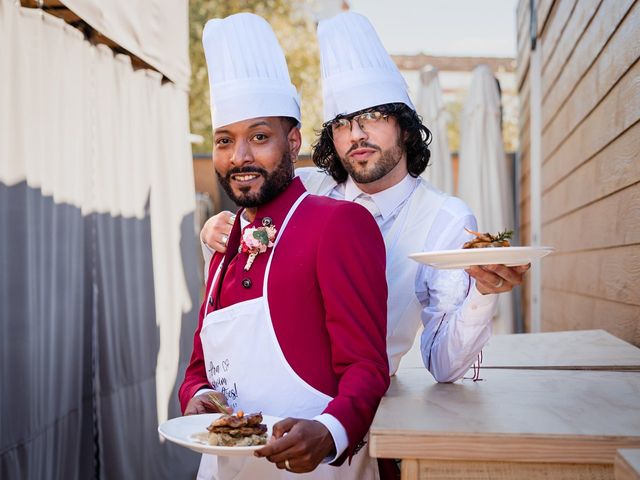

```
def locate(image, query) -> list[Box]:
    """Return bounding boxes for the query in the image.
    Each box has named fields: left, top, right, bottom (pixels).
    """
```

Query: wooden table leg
left=401, top=459, right=419, bottom=480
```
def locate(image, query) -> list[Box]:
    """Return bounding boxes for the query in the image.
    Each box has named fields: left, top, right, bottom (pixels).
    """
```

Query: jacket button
left=262, top=216, right=272, bottom=227
left=242, top=278, right=252, bottom=288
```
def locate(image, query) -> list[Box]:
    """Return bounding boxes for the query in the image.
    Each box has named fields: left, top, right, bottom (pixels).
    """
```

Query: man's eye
left=215, top=138, right=231, bottom=146
left=333, top=119, right=350, bottom=130
left=362, top=112, right=381, bottom=121
left=254, top=134, right=268, bottom=141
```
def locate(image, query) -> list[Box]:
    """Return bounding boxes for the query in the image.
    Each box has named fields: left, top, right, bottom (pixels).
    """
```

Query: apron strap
left=262, top=192, right=309, bottom=298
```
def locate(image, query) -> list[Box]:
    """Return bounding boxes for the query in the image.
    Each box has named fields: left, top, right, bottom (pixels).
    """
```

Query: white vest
left=300, top=170, right=447, bottom=374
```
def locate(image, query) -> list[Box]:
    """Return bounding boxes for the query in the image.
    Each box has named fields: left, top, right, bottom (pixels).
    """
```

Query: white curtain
left=59, top=0, right=190, bottom=89
left=416, top=65, right=453, bottom=194
left=458, top=64, right=515, bottom=334
left=0, top=2, right=199, bottom=478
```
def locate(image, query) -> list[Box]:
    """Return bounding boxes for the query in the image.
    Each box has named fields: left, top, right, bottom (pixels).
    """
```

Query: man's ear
left=287, top=126, right=302, bottom=161
left=399, top=122, right=409, bottom=143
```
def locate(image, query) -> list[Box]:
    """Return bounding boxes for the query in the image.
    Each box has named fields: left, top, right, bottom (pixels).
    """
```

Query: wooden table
left=616, top=450, right=640, bottom=480
left=369, top=368, right=640, bottom=479
left=398, top=329, right=640, bottom=371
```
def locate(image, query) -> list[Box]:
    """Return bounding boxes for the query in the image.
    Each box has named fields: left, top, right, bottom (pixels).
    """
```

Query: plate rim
left=408, top=245, right=555, bottom=259
left=408, top=246, right=555, bottom=269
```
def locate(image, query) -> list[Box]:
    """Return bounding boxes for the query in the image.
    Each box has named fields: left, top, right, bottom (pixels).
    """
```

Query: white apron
left=197, top=192, right=378, bottom=480
left=382, top=180, right=447, bottom=374
left=301, top=170, right=447, bottom=374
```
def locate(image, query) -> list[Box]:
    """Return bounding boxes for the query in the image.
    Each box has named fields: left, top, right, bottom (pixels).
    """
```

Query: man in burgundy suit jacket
left=179, top=13, right=389, bottom=479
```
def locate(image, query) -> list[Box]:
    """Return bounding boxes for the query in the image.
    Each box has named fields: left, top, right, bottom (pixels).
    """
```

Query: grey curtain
left=1, top=182, right=91, bottom=480
left=92, top=206, right=201, bottom=479
left=0, top=188, right=201, bottom=480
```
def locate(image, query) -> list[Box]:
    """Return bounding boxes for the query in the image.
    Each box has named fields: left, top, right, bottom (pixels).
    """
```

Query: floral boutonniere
left=240, top=224, right=277, bottom=271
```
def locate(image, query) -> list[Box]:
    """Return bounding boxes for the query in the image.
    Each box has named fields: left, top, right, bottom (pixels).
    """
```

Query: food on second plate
left=207, top=410, right=268, bottom=446
left=463, top=228, right=513, bottom=249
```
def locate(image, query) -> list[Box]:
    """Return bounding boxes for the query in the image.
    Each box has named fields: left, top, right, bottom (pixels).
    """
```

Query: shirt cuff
left=459, top=284, right=498, bottom=325
left=313, top=413, right=348, bottom=463
left=194, top=387, right=215, bottom=398
left=201, top=240, right=213, bottom=280
left=200, top=238, right=214, bottom=255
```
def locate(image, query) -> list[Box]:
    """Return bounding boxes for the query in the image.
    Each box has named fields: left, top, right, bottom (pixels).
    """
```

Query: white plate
left=158, top=413, right=281, bottom=456
left=408, top=246, right=554, bottom=270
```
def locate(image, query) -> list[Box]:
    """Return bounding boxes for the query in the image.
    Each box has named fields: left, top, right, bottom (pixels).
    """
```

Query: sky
left=347, top=0, right=519, bottom=58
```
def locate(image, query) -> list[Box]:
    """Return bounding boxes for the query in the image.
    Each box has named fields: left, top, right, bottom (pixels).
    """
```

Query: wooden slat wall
left=517, top=0, right=640, bottom=344
left=516, top=0, right=530, bottom=329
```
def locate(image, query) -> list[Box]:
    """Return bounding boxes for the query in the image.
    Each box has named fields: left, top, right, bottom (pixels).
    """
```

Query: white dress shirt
left=300, top=169, right=497, bottom=382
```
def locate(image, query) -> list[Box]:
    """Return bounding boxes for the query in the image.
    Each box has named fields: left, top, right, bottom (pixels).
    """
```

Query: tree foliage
left=189, top=0, right=321, bottom=155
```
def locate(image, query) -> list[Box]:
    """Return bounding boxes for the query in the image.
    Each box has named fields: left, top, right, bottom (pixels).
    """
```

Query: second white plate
left=409, top=246, right=554, bottom=269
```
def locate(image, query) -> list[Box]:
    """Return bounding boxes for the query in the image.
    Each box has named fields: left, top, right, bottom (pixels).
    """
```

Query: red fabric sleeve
left=316, top=202, right=390, bottom=462
left=178, top=253, right=223, bottom=414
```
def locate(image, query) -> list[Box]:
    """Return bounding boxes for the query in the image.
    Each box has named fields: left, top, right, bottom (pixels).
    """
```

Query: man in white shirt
left=199, top=12, right=529, bottom=383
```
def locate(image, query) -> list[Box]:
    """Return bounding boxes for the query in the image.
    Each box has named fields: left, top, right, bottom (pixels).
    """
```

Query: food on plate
left=207, top=410, right=268, bottom=447
left=463, top=228, right=513, bottom=249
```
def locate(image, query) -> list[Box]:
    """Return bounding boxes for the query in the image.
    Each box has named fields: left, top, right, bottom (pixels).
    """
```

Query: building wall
left=517, top=0, right=640, bottom=344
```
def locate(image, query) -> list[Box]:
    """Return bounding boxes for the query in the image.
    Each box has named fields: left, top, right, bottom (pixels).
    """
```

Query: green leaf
left=253, top=229, right=269, bottom=245
left=498, top=229, right=513, bottom=241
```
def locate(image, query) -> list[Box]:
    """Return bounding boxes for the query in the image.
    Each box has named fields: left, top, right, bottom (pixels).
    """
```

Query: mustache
left=224, top=166, right=268, bottom=180
left=346, top=141, right=381, bottom=156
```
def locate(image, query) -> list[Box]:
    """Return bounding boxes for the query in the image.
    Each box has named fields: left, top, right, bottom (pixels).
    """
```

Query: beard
left=216, top=152, right=294, bottom=208
left=341, top=139, right=404, bottom=184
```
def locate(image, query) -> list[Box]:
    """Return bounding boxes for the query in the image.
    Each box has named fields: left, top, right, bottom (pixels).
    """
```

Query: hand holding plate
left=254, top=418, right=335, bottom=473
left=466, top=263, right=530, bottom=295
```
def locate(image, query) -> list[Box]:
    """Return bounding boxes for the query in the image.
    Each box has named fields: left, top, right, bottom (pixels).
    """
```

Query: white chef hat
left=318, top=12, right=414, bottom=123
left=202, top=13, right=301, bottom=129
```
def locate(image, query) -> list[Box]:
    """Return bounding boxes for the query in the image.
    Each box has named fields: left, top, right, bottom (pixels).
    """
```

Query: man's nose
left=349, top=119, right=368, bottom=143
left=231, top=140, right=253, bottom=166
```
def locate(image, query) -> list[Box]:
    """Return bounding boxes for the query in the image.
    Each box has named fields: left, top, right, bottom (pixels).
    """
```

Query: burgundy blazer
left=179, top=177, right=390, bottom=463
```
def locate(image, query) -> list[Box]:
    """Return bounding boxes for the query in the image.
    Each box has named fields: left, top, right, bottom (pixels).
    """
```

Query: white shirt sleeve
left=416, top=198, right=498, bottom=383
left=194, top=387, right=215, bottom=398
left=201, top=239, right=213, bottom=282
left=312, top=413, right=349, bottom=463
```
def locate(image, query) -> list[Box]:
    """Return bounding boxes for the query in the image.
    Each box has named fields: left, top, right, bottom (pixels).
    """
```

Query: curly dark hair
left=311, top=103, right=432, bottom=183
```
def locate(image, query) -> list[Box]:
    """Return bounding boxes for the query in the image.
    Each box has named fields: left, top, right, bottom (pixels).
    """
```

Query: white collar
left=240, top=212, right=250, bottom=230
left=344, top=174, right=417, bottom=220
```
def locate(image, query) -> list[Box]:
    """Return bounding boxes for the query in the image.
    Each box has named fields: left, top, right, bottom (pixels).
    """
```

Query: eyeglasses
left=325, top=110, right=390, bottom=134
